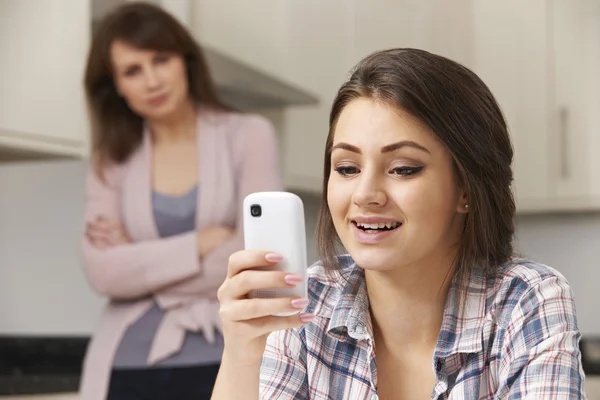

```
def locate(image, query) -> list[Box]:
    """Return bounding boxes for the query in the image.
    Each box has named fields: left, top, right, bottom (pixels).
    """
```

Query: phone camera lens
left=250, top=204, right=262, bottom=217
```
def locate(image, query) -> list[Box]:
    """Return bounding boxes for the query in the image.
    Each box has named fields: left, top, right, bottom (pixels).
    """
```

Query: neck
left=148, top=100, right=197, bottom=143
left=367, top=252, right=457, bottom=353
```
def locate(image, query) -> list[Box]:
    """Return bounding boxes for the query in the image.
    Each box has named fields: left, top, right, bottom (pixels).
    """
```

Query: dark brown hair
left=317, top=48, right=515, bottom=290
left=84, top=2, right=229, bottom=170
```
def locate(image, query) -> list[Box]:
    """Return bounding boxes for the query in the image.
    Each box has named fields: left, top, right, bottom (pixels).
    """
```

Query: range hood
left=202, top=46, right=318, bottom=110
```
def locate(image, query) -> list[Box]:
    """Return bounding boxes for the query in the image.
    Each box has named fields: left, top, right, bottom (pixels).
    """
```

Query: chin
left=345, top=245, right=400, bottom=272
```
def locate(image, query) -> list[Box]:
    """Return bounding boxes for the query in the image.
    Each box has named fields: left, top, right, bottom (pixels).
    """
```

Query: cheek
left=392, top=177, right=458, bottom=222
left=167, top=61, right=189, bottom=90
left=327, top=176, right=350, bottom=222
left=116, top=79, right=145, bottom=107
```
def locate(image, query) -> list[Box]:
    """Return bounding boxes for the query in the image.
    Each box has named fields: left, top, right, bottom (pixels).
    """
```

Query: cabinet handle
left=559, top=107, right=569, bottom=179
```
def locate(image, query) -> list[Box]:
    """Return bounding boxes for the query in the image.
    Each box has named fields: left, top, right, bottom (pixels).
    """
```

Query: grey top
left=112, top=186, right=224, bottom=369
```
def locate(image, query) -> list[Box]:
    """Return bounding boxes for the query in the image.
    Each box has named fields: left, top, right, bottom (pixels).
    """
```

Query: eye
left=155, top=54, right=171, bottom=64
left=390, top=166, right=424, bottom=176
left=334, top=165, right=360, bottom=177
left=124, top=66, right=140, bottom=77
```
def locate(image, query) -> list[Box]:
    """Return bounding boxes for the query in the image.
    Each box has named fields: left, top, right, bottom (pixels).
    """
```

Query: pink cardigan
left=79, top=110, right=283, bottom=400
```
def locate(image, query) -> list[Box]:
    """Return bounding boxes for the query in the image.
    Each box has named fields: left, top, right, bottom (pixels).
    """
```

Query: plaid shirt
left=260, top=255, right=586, bottom=399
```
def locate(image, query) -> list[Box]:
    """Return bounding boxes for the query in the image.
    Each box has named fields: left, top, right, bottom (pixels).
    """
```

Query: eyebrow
left=331, top=140, right=431, bottom=155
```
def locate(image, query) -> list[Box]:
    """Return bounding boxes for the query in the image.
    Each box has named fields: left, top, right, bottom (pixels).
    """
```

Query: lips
left=148, top=93, right=168, bottom=106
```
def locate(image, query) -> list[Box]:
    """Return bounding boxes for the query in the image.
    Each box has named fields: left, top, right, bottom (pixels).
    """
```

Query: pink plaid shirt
left=260, top=255, right=586, bottom=399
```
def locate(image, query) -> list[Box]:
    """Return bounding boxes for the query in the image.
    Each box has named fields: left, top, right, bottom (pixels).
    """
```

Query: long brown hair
left=84, top=2, right=229, bottom=171
left=317, top=48, right=515, bottom=293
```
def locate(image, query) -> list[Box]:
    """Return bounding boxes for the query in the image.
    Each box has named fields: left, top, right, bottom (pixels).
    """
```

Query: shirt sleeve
left=497, top=274, right=587, bottom=399
left=260, top=328, right=310, bottom=399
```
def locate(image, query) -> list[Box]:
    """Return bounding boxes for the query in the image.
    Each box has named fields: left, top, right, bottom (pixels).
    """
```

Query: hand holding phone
left=216, top=192, right=312, bottom=367
left=242, top=191, right=308, bottom=314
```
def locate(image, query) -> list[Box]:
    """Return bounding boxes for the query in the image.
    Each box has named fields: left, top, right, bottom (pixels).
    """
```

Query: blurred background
left=0, top=0, right=599, bottom=398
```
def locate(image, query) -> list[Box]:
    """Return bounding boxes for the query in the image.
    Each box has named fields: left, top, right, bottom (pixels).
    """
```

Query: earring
left=464, top=204, right=469, bottom=210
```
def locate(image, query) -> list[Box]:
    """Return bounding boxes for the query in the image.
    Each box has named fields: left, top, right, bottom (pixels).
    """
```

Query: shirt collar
left=435, top=266, right=489, bottom=358
left=325, top=258, right=490, bottom=358
left=327, top=263, right=373, bottom=342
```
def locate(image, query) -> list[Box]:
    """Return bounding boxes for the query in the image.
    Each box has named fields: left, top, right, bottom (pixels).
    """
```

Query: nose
left=352, top=173, right=387, bottom=208
left=142, top=66, right=161, bottom=89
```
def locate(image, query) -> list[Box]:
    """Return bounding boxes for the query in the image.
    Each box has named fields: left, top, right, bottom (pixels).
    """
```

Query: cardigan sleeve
left=80, top=163, right=201, bottom=300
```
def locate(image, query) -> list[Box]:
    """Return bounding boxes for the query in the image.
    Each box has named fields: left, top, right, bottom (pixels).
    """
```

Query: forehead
left=333, top=98, right=438, bottom=149
left=110, top=40, right=156, bottom=66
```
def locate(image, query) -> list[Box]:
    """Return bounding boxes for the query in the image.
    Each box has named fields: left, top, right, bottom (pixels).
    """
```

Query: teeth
left=356, top=221, right=400, bottom=229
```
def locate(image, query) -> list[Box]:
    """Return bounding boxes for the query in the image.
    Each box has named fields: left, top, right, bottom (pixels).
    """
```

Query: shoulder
left=85, top=157, right=128, bottom=194
left=208, top=111, right=276, bottom=140
left=486, top=258, right=578, bottom=329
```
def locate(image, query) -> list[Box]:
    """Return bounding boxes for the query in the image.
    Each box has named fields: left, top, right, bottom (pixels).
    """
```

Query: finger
left=227, top=250, right=283, bottom=278
left=92, top=215, right=123, bottom=228
left=86, top=229, right=124, bottom=248
left=235, top=313, right=315, bottom=338
left=222, top=297, right=310, bottom=321
left=225, top=270, right=303, bottom=299
left=86, top=222, right=114, bottom=235
left=86, top=232, right=109, bottom=249
left=86, top=228, right=111, bottom=242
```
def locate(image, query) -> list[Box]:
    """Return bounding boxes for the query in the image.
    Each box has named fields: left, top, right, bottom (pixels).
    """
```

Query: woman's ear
left=456, top=192, right=469, bottom=214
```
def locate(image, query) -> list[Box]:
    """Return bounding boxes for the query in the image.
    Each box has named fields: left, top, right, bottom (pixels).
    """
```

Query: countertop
left=0, top=394, right=78, bottom=399
left=0, top=336, right=87, bottom=396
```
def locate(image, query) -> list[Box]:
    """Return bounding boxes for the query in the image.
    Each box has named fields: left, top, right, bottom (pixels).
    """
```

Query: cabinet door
left=282, top=0, right=355, bottom=192
left=0, top=0, right=90, bottom=152
left=551, top=0, right=600, bottom=203
left=471, top=0, right=552, bottom=211
left=191, top=0, right=289, bottom=80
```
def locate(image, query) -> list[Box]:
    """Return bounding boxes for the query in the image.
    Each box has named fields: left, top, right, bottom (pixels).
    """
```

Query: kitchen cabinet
left=281, top=0, right=355, bottom=192
left=471, top=0, right=600, bottom=213
left=0, top=0, right=90, bottom=159
left=281, top=0, right=473, bottom=193
left=190, top=0, right=290, bottom=82
left=550, top=0, right=600, bottom=210
left=471, top=0, right=552, bottom=212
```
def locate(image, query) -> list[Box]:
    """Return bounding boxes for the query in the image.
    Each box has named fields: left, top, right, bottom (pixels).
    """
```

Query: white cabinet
left=550, top=0, right=600, bottom=209
left=471, top=0, right=600, bottom=213
left=0, top=0, right=90, bottom=158
left=470, top=0, right=552, bottom=212
left=281, top=0, right=474, bottom=192
left=190, top=0, right=290, bottom=81
left=281, top=0, right=355, bottom=192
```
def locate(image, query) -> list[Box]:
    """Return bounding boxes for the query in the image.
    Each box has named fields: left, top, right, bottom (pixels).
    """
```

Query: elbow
left=84, top=266, right=138, bottom=300
left=81, top=247, right=145, bottom=300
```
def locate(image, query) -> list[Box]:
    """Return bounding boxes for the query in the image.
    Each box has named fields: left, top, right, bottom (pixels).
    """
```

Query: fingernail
left=265, top=253, right=283, bottom=262
left=300, top=313, right=315, bottom=323
left=284, top=274, right=303, bottom=285
left=291, top=298, right=309, bottom=309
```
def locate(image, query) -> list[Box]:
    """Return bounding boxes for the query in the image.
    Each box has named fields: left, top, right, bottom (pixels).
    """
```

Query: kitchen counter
left=0, top=393, right=78, bottom=399
left=0, top=336, right=87, bottom=396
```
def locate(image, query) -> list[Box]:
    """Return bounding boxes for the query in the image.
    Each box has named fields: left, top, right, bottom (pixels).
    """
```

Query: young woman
left=79, top=3, right=282, bottom=400
left=213, top=49, right=586, bottom=399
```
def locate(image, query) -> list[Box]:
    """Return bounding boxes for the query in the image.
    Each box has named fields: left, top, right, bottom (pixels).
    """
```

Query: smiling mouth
left=353, top=221, right=402, bottom=232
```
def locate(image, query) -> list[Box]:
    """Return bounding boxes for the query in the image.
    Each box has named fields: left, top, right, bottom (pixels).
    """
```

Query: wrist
left=222, top=348, right=264, bottom=369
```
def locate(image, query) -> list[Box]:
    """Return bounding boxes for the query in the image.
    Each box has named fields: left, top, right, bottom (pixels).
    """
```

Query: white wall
left=0, top=160, right=104, bottom=336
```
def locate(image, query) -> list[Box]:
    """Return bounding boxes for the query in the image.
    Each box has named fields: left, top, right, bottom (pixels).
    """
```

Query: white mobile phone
left=243, top=191, right=308, bottom=316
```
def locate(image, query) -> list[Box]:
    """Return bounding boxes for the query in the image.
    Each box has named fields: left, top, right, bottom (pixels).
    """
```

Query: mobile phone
left=243, top=191, right=308, bottom=316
